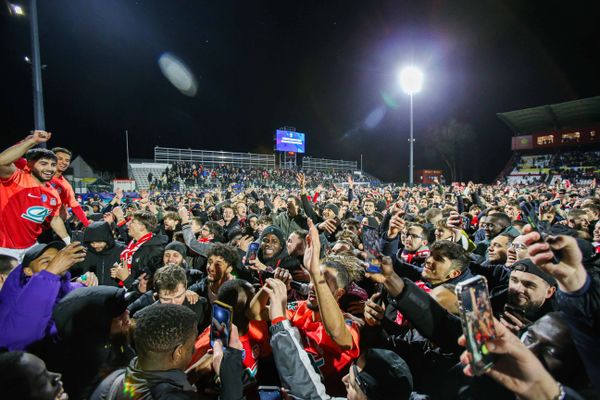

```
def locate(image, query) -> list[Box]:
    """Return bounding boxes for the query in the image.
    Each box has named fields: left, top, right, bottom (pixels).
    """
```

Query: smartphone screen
left=461, top=216, right=470, bottom=230
left=258, top=387, right=282, bottom=400
left=245, top=242, right=260, bottom=265
left=456, top=276, right=496, bottom=375
left=362, top=226, right=382, bottom=269
left=210, top=301, right=233, bottom=348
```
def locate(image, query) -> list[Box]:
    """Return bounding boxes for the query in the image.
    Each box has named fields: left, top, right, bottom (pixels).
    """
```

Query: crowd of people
left=1, top=130, right=600, bottom=400
left=154, top=161, right=379, bottom=190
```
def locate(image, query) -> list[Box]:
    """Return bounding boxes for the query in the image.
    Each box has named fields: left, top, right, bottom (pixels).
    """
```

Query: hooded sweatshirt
left=49, top=286, right=135, bottom=399
left=72, top=221, right=126, bottom=286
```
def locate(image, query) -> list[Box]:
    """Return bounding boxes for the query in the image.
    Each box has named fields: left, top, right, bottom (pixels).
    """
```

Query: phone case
left=455, top=276, right=496, bottom=376
left=210, top=300, right=233, bottom=347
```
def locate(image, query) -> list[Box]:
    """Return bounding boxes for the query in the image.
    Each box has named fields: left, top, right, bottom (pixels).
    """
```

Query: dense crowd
left=154, top=161, right=379, bottom=190
left=1, top=131, right=600, bottom=400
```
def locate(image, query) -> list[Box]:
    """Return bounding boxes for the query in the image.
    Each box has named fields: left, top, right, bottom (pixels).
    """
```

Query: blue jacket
left=0, top=265, right=81, bottom=350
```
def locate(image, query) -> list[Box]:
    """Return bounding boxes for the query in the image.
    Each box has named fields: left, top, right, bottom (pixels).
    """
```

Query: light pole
left=10, top=1, right=46, bottom=147
left=399, top=66, right=423, bottom=186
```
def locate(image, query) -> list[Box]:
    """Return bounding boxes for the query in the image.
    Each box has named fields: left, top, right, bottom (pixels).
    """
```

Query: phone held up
left=362, top=225, right=382, bottom=274
left=210, top=301, right=233, bottom=348
left=455, top=276, right=497, bottom=375
left=245, top=242, right=260, bottom=266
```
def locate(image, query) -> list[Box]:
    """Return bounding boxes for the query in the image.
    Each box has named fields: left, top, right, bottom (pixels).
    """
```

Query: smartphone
left=210, top=301, right=233, bottom=348
left=258, top=386, right=282, bottom=400
left=460, top=216, right=470, bottom=230
left=362, top=225, right=382, bottom=273
left=245, top=242, right=260, bottom=265
left=455, top=276, right=496, bottom=376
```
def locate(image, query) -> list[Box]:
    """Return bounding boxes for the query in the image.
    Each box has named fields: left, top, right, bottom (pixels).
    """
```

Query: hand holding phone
left=211, top=301, right=233, bottom=348
left=456, top=276, right=496, bottom=376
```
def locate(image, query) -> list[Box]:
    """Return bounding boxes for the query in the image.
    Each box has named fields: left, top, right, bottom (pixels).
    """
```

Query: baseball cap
left=512, top=258, right=556, bottom=286
left=22, top=241, right=66, bottom=268
left=355, top=349, right=413, bottom=400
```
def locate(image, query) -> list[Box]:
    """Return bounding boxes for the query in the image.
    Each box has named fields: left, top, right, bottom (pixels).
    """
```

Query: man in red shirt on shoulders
left=49, top=147, right=90, bottom=227
left=0, top=131, right=70, bottom=261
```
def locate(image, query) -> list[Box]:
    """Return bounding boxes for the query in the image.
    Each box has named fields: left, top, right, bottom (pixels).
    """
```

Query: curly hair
left=321, top=254, right=364, bottom=289
left=207, top=243, right=240, bottom=267
left=134, top=304, right=197, bottom=357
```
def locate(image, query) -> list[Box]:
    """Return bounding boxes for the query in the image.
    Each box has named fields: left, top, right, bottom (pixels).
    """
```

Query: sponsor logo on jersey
left=50, top=198, right=57, bottom=206
left=41, top=194, right=48, bottom=203
left=22, top=206, right=51, bottom=224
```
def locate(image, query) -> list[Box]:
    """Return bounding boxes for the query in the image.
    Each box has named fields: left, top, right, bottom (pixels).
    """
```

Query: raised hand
left=27, top=130, right=52, bottom=144
left=46, top=242, right=87, bottom=276
left=303, top=218, right=322, bottom=277
left=388, top=214, right=405, bottom=239
left=178, top=206, right=190, bottom=225
left=263, top=278, right=288, bottom=320
left=521, top=228, right=587, bottom=293
left=459, top=319, right=560, bottom=400
left=318, top=219, right=338, bottom=234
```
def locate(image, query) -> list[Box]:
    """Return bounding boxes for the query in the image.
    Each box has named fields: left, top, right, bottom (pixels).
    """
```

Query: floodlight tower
left=399, top=66, right=423, bottom=185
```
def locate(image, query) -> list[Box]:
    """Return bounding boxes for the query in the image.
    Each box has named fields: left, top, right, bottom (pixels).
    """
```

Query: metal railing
left=301, top=156, right=357, bottom=171
left=154, top=147, right=275, bottom=169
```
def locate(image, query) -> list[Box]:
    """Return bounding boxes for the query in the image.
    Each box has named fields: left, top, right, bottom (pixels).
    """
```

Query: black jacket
left=91, top=350, right=245, bottom=400
left=72, top=221, right=126, bottom=286
left=123, top=233, right=169, bottom=288
left=40, top=286, right=135, bottom=400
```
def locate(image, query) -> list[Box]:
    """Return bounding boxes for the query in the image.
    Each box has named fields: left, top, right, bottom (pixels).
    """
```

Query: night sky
left=1, top=0, right=599, bottom=182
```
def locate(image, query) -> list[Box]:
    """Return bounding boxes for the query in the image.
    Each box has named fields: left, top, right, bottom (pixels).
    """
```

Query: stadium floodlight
left=399, top=66, right=423, bottom=95
left=9, top=3, right=25, bottom=16
left=398, top=66, right=423, bottom=185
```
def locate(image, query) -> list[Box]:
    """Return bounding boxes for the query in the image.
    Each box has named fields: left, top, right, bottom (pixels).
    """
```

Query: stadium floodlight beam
left=9, top=3, right=25, bottom=15
left=399, top=66, right=423, bottom=186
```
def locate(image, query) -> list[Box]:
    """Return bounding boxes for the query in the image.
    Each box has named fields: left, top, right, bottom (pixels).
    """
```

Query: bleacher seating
left=505, top=150, right=600, bottom=185
left=130, top=162, right=170, bottom=189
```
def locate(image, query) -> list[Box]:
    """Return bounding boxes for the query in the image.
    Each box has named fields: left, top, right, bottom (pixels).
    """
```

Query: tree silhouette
left=427, top=119, right=475, bottom=182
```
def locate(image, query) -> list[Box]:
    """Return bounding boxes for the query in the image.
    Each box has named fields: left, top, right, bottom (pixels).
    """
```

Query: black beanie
left=259, top=225, right=285, bottom=247
left=165, top=241, right=187, bottom=258
left=324, top=204, right=339, bottom=217
left=357, top=349, right=413, bottom=400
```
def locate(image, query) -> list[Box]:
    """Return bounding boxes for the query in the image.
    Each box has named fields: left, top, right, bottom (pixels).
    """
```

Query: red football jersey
left=0, top=169, right=61, bottom=249
left=190, top=320, right=271, bottom=388
left=287, top=301, right=360, bottom=396
left=50, top=175, right=79, bottom=209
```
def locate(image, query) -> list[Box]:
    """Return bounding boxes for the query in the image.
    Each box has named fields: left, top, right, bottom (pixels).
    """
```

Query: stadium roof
left=497, top=96, right=600, bottom=135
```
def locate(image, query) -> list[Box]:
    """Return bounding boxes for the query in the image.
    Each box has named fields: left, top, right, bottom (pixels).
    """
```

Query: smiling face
left=422, top=255, right=458, bottom=285
left=206, top=255, right=232, bottom=284
left=508, top=270, right=555, bottom=312
left=29, top=158, right=57, bottom=183
left=261, top=233, right=282, bottom=259
left=54, top=151, right=71, bottom=174
left=15, top=353, right=67, bottom=400
left=163, top=250, right=184, bottom=266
